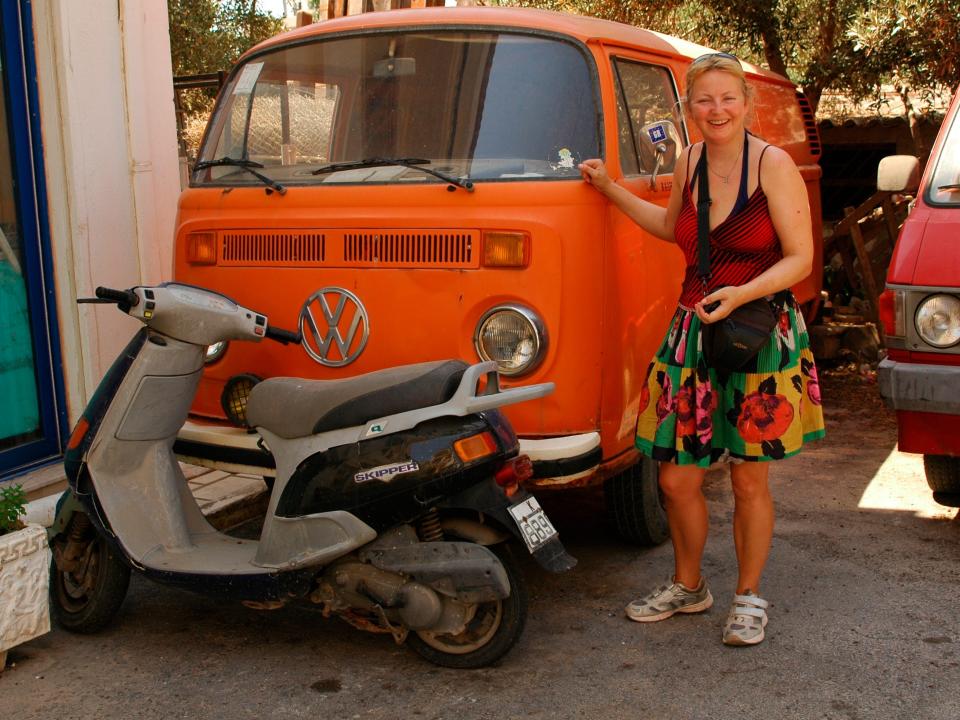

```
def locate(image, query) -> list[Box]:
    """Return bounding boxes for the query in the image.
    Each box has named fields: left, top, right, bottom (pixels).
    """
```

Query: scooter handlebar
left=265, top=324, right=301, bottom=345
left=95, top=286, right=140, bottom=310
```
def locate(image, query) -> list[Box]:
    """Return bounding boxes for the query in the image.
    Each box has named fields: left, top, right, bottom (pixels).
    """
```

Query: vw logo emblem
left=299, top=287, right=370, bottom=367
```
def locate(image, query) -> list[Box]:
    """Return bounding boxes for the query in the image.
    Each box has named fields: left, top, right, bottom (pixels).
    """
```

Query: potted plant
left=0, top=483, right=51, bottom=672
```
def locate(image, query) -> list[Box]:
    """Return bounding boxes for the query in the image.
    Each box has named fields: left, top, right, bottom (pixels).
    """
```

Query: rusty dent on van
left=173, top=8, right=823, bottom=544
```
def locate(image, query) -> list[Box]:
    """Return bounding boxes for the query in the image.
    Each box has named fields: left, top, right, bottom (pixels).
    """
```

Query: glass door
left=0, top=3, right=65, bottom=477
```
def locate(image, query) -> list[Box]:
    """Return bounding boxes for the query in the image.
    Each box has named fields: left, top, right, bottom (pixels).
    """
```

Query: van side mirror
left=877, top=155, right=920, bottom=193
left=639, top=121, right=681, bottom=189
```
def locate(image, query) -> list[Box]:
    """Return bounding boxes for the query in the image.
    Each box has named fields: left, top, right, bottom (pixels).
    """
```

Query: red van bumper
left=879, top=357, right=960, bottom=455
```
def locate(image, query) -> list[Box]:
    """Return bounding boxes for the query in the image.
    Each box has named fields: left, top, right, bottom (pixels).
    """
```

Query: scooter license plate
left=508, top=497, right=558, bottom=553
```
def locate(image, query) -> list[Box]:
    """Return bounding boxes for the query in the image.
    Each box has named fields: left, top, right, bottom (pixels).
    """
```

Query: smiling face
left=687, top=69, right=749, bottom=144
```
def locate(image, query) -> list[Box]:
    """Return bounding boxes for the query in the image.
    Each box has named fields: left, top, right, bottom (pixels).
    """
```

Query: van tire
left=923, top=455, right=960, bottom=494
left=604, top=456, right=669, bottom=546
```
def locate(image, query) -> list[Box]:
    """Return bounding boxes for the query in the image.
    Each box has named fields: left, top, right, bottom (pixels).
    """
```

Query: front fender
left=47, top=489, right=85, bottom=543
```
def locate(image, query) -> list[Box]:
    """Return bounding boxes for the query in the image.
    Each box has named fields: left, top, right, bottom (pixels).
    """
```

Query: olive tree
left=498, top=0, right=958, bottom=116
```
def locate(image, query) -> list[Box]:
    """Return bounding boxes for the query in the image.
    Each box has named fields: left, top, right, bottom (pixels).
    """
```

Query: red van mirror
left=877, top=155, right=920, bottom=193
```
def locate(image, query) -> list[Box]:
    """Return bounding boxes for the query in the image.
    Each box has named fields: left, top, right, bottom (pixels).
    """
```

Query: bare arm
left=695, top=146, right=813, bottom=323
left=578, top=152, right=688, bottom=243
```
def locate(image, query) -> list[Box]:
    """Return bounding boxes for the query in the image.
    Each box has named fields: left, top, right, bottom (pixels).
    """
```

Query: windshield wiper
left=937, top=183, right=960, bottom=192
left=193, top=156, right=287, bottom=196
left=312, top=156, right=474, bottom=192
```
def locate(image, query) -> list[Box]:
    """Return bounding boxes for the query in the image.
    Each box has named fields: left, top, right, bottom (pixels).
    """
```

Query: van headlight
left=474, top=304, right=546, bottom=376
left=915, top=294, right=960, bottom=348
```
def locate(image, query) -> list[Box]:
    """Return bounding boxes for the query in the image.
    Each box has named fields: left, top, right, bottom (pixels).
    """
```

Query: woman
left=579, top=53, right=825, bottom=646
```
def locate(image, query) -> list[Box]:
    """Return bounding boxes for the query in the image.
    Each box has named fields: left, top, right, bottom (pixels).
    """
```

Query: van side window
left=214, top=81, right=340, bottom=169
left=612, top=60, right=684, bottom=178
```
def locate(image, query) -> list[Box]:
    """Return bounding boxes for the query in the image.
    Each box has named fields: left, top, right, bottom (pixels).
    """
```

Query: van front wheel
left=924, top=455, right=960, bottom=494
left=604, top=457, right=669, bottom=546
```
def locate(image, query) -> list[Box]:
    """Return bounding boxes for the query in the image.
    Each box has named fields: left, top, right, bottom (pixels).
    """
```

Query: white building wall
left=31, top=0, right=180, bottom=424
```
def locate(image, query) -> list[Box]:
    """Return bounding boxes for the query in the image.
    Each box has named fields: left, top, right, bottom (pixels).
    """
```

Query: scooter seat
left=246, top=359, right=468, bottom=439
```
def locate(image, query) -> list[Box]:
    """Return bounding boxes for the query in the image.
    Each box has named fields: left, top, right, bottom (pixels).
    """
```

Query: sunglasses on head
left=692, top=52, right=739, bottom=64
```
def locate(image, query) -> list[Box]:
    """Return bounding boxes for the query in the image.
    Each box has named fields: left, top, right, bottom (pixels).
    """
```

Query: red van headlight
left=915, top=294, right=960, bottom=348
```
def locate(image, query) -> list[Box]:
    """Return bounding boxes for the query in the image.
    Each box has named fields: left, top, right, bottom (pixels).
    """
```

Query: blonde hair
left=683, top=53, right=753, bottom=110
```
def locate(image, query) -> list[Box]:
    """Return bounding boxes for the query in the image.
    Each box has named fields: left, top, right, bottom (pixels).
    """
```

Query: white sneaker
left=625, top=578, right=714, bottom=623
left=722, top=591, right=769, bottom=646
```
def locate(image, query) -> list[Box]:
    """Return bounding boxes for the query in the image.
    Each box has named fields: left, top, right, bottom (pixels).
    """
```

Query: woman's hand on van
left=579, top=159, right=614, bottom=194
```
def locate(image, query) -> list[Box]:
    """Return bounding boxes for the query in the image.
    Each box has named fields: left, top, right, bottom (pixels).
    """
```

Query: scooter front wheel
left=407, top=543, right=528, bottom=669
left=50, top=513, right=131, bottom=633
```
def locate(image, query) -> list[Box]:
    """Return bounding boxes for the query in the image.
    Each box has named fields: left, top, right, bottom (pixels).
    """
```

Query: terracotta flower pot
left=0, top=523, right=51, bottom=671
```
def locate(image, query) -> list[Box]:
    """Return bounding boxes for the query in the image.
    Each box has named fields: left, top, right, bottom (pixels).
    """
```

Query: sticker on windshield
left=354, top=461, right=419, bottom=484
left=555, top=147, right=576, bottom=169
left=233, top=63, right=264, bottom=95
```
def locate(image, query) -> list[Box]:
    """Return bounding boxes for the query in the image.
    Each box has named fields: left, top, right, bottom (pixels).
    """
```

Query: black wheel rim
left=54, top=537, right=102, bottom=613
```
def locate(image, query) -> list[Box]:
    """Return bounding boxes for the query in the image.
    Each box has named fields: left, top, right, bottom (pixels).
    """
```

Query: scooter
left=48, top=283, right=575, bottom=668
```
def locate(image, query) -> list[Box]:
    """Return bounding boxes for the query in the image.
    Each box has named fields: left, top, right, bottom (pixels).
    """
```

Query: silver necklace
left=708, top=142, right=744, bottom=184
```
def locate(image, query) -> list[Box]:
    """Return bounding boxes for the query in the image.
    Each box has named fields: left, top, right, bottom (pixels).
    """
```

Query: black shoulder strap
left=694, top=144, right=711, bottom=285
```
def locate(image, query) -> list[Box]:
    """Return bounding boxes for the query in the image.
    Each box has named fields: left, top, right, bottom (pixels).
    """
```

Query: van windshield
left=195, top=31, right=600, bottom=188
left=927, top=104, right=960, bottom=207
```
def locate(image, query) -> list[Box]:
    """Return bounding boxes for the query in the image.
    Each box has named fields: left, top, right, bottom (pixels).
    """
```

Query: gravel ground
left=2, top=367, right=958, bottom=720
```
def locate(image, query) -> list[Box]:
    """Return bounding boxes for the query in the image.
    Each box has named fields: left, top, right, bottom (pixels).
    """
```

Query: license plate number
left=508, top=497, right=557, bottom=553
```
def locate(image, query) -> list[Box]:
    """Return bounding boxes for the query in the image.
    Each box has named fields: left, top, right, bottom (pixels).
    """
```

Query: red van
left=878, top=84, right=960, bottom=506
left=173, top=7, right=824, bottom=543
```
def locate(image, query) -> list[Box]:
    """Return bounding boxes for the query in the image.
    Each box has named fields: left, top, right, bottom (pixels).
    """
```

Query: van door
left=597, top=51, right=688, bottom=456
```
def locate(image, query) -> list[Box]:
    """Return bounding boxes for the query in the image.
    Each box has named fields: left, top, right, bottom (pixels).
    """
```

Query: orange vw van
left=174, top=8, right=823, bottom=543
left=878, top=84, right=960, bottom=507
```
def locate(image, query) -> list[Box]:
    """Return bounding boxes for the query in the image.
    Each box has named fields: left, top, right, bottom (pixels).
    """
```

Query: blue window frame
left=0, top=0, right=67, bottom=479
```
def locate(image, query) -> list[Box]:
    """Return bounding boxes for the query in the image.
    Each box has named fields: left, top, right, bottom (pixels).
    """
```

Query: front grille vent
left=221, top=231, right=325, bottom=265
left=215, top=229, right=480, bottom=268
left=343, top=232, right=475, bottom=268
left=796, top=91, right=822, bottom=157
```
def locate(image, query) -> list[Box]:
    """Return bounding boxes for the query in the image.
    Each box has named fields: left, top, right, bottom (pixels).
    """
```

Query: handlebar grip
left=95, top=287, right=139, bottom=309
left=265, top=325, right=301, bottom=345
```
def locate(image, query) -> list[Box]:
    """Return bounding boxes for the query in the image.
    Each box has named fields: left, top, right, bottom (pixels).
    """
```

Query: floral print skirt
left=635, top=293, right=826, bottom=466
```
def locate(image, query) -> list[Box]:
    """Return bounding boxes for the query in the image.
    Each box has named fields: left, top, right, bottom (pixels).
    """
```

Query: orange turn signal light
left=482, top=231, right=530, bottom=268
left=454, top=431, right=498, bottom=462
left=67, top=417, right=90, bottom=450
left=186, top=232, right=218, bottom=265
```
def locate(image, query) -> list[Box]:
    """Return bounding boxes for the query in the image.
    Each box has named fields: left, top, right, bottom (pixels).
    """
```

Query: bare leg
left=729, top=462, right=774, bottom=594
left=659, top=462, right=709, bottom=588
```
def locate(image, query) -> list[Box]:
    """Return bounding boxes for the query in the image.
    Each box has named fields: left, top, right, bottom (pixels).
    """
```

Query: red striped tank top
left=674, top=144, right=782, bottom=308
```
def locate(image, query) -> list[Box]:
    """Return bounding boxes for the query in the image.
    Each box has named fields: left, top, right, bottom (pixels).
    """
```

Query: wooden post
left=881, top=194, right=900, bottom=248
left=848, top=219, right=881, bottom=325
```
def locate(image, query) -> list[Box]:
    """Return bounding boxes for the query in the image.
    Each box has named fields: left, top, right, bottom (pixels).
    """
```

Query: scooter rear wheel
left=407, top=542, right=528, bottom=669
left=50, top=513, right=131, bottom=633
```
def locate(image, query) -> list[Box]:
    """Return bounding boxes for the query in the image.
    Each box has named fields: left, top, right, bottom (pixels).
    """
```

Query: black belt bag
left=693, top=146, right=778, bottom=372
left=701, top=293, right=777, bottom=371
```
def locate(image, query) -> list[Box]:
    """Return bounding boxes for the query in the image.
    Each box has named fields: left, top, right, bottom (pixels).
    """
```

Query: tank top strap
left=730, top=132, right=750, bottom=216
left=757, top=143, right=772, bottom=191
left=685, top=143, right=699, bottom=190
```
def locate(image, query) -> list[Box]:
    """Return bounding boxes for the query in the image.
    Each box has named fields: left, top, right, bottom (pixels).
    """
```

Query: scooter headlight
left=915, top=294, right=960, bottom=348
left=474, top=304, right=547, bottom=376
left=205, top=341, right=228, bottom=364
